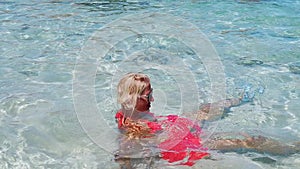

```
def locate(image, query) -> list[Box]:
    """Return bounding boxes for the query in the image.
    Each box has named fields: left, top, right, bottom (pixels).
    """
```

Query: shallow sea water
left=1, top=0, right=300, bottom=168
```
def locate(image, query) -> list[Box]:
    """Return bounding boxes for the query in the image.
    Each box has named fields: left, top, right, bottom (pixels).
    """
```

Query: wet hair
left=117, top=73, right=150, bottom=110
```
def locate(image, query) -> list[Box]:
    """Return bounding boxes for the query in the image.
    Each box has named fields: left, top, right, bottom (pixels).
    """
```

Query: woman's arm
left=191, top=85, right=261, bottom=121
left=195, top=97, right=242, bottom=121
left=183, top=97, right=242, bottom=121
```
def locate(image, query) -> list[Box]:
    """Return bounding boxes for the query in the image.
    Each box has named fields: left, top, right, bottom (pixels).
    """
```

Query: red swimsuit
left=115, top=111, right=209, bottom=166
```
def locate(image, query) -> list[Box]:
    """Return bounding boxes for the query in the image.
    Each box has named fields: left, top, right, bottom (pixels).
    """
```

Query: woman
left=114, top=73, right=299, bottom=168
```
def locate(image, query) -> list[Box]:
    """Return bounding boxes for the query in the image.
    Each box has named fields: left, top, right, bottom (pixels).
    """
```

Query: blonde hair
left=117, top=73, right=150, bottom=110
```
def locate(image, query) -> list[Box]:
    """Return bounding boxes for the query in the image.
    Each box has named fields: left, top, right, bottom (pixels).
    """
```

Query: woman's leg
left=115, top=156, right=158, bottom=169
left=115, top=158, right=132, bottom=169
left=114, top=136, right=160, bottom=169
left=204, top=133, right=300, bottom=156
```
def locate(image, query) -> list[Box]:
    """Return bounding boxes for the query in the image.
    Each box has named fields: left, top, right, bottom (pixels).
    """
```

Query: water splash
left=238, top=81, right=265, bottom=102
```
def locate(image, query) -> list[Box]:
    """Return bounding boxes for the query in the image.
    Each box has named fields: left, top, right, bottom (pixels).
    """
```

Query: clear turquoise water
left=1, top=0, right=300, bottom=168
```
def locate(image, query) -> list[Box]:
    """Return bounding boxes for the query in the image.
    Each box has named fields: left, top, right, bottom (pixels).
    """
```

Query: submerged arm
left=186, top=97, right=242, bottom=121
left=190, top=84, right=262, bottom=121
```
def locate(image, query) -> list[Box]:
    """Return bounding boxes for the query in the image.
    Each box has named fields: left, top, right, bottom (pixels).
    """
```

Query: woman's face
left=135, top=82, right=154, bottom=112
